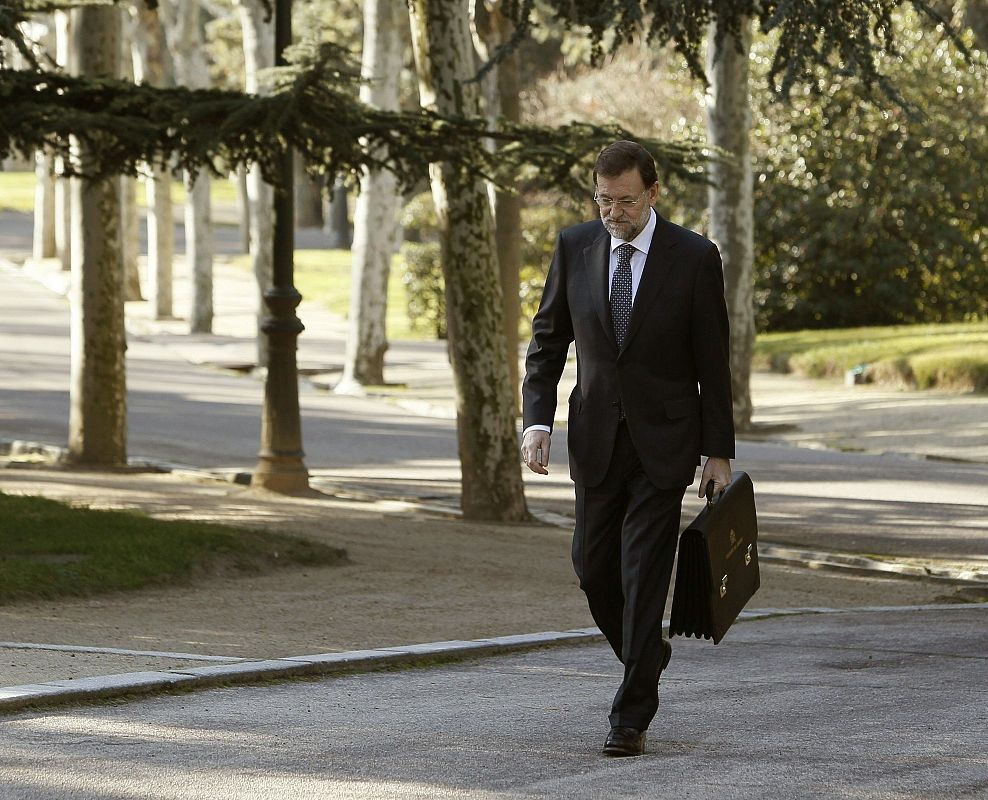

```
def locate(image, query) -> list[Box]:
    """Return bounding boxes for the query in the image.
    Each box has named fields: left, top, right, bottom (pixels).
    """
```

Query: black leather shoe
left=658, top=638, right=672, bottom=683
left=602, top=726, right=646, bottom=757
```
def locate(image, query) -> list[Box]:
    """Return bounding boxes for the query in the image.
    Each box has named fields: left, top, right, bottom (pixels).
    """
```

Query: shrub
left=754, top=323, right=988, bottom=393
left=910, top=351, right=988, bottom=392
left=399, top=240, right=445, bottom=339
left=400, top=191, right=438, bottom=243
left=862, top=358, right=916, bottom=389
left=519, top=204, right=583, bottom=330
left=398, top=192, right=584, bottom=340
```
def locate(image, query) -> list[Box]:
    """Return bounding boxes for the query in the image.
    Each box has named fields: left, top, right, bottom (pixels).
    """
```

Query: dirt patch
left=0, top=468, right=960, bottom=661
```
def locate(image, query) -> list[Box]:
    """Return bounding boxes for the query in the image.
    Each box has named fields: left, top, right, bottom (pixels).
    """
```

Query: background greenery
left=2, top=7, right=983, bottom=390
left=750, top=14, right=988, bottom=331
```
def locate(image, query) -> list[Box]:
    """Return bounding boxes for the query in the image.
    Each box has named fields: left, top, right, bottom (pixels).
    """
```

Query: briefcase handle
left=704, top=479, right=725, bottom=507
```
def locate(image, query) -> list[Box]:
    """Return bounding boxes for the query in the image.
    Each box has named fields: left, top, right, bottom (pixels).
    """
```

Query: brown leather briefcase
left=669, top=471, right=759, bottom=644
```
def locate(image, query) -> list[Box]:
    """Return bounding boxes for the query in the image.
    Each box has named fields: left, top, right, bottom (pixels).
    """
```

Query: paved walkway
left=3, top=605, right=987, bottom=799
left=3, top=204, right=988, bottom=466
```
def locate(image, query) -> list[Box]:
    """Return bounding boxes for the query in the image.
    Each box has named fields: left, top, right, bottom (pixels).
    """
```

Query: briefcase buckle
left=745, top=544, right=752, bottom=566
left=719, top=575, right=728, bottom=598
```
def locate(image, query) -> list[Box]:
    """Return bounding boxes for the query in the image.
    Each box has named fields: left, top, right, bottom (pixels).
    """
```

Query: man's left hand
left=698, top=456, right=732, bottom=499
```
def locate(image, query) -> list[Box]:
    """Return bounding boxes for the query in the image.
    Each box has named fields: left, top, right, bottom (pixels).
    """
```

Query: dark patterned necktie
left=610, top=243, right=635, bottom=349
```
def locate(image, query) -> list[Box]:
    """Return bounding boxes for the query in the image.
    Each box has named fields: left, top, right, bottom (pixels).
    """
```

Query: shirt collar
left=609, top=207, right=656, bottom=256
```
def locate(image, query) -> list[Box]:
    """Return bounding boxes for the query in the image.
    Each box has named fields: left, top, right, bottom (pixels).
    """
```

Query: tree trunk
left=491, top=5, right=522, bottom=416
left=324, top=177, right=351, bottom=248
left=120, top=175, right=142, bottom=300
left=146, top=167, right=174, bottom=318
left=293, top=153, right=324, bottom=228
left=130, top=3, right=174, bottom=319
left=55, top=166, right=72, bottom=269
left=408, top=0, right=528, bottom=521
left=185, top=172, right=214, bottom=332
left=237, top=0, right=274, bottom=368
left=118, top=13, right=142, bottom=302
left=168, top=0, right=213, bottom=333
left=234, top=165, right=250, bottom=253
left=705, top=17, right=754, bottom=432
left=338, top=0, right=403, bottom=391
left=33, top=150, right=56, bottom=260
left=54, top=11, right=73, bottom=271
left=68, top=6, right=127, bottom=466
left=30, top=11, right=56, bottom=261
left=470, top=1, right=522, bottom=415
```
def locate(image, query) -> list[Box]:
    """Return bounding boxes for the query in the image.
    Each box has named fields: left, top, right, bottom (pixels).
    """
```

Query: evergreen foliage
left=501, top=0, right=964, bottom=103
left=0, top=16, right=705, bottom=192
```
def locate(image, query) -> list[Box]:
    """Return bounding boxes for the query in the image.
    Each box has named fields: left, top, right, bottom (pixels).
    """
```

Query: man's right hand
left=521, top=430, right=551, bottom=475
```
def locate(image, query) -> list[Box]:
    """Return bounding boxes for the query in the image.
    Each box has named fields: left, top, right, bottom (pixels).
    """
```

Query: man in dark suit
left=520, top=140, right=735, bottom=757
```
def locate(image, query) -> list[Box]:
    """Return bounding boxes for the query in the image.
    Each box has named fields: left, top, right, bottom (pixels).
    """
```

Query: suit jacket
left=522, top=213, right=735, bottom=489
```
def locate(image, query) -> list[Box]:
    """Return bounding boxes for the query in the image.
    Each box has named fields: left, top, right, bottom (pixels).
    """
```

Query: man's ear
left=648, top=182, right=659, bottom=204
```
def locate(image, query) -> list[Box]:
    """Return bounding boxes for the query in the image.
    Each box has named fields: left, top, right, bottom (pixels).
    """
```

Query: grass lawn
left=0, top=490, right=346, bottom=604
left=0, top=171, right=37, bottom=212
left=229, top=248, right=426, bottom=341
left=0, top=170, right=238, bottom=214
left=755, top=321, right=988, bottom=392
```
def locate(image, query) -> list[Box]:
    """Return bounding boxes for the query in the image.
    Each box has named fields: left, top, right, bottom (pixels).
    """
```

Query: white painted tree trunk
left=167, top=0, right=213, bottom=333
left=236, top=0, right=274, bottom=368
left=130, top=4, right=174, bottom=319
left=338, top=0, right=403, bottom=391
left=705, top=17, right=755, bottom=431
left=54, top=11, right=73, bottom=271
left=408, top=0, right=528, bottom=521
left=33, top=150, right=56, bottom=260
left=68, top=6, right=127, bottom=466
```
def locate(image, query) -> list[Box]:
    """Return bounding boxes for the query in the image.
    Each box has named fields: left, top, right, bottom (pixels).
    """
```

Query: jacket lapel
left=582, top=231, right=615, bottom=350
left=621, top=214, right=679, bottom=353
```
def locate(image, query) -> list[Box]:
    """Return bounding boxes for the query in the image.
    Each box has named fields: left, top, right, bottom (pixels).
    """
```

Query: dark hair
left=593, top=141, right=658, bottom=188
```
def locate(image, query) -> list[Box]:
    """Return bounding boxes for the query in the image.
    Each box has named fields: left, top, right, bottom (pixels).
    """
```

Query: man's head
left=593, top=141, right=659, bottom=241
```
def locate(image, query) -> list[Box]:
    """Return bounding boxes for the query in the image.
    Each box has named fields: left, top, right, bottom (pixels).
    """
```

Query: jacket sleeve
left=522, top=232, right=575, bottom=432
left=691, top=242, right=736, bottom=458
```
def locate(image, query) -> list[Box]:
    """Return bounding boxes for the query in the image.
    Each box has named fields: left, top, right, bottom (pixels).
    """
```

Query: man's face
left=595, top=169, right=659, bottom=241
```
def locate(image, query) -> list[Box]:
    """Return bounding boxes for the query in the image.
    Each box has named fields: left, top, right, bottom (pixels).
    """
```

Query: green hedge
left=755, top=322, right=988, bottom=392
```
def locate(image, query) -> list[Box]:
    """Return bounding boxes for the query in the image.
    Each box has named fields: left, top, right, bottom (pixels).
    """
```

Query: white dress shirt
left=524, top=208, right=656, bottom=438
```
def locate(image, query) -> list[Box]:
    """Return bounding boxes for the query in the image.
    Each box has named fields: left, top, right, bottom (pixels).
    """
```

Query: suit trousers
left=571, top=420, right=686, bottom=730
